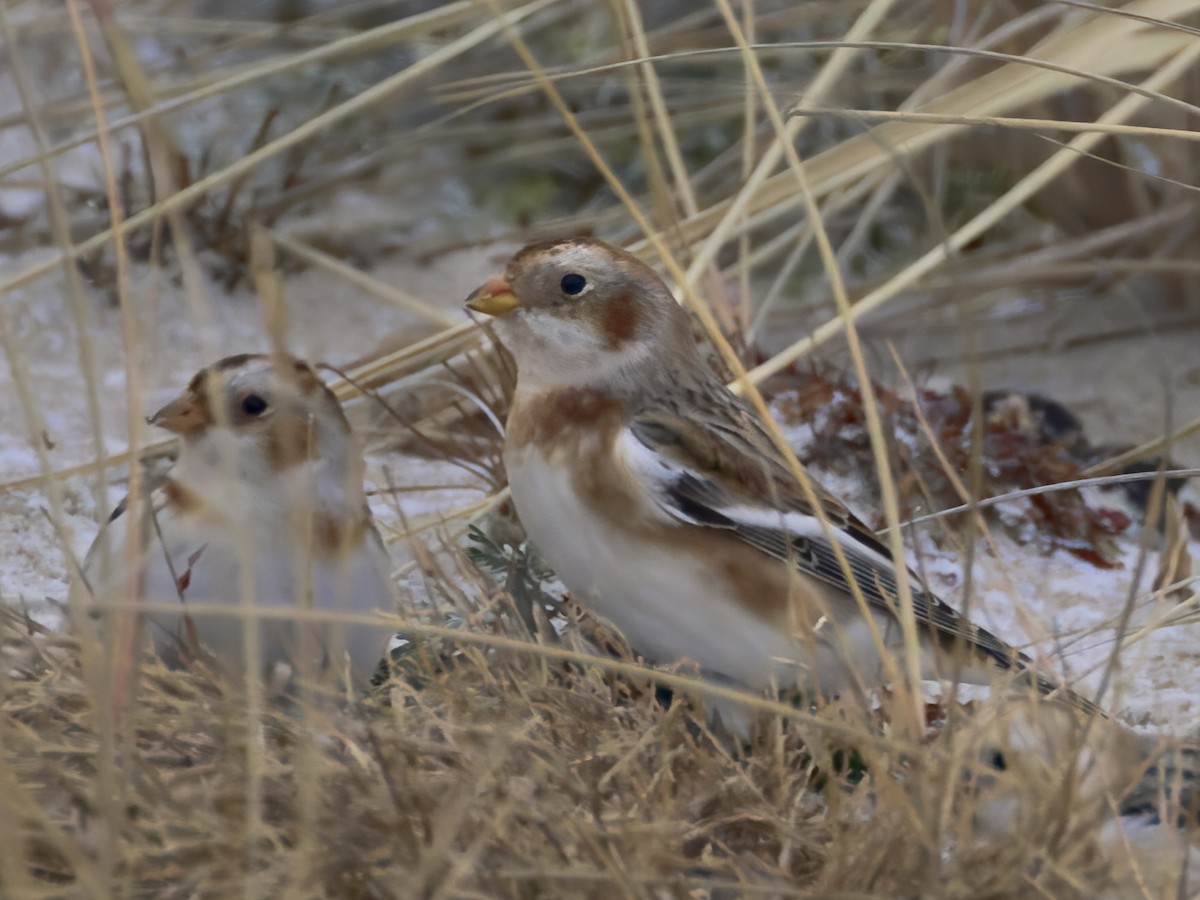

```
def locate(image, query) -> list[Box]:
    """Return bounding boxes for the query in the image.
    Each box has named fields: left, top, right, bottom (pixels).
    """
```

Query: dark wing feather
left=628, top=390, right=1091, bottom=705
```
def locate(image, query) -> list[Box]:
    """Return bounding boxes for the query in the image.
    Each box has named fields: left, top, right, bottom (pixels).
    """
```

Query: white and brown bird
left=466, top=237, right=1099, bottom=724
left=953, top=696, right=1199, bottom=898
left=80, top=353, right=397, bottom=689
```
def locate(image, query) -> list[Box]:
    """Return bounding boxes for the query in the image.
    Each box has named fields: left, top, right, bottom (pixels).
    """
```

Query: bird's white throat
left=495, top=308, right=657, bottom=395
left=173, top=425, right=364, bottom=529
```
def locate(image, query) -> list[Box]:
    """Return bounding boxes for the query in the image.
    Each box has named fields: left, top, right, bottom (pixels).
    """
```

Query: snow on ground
left=774, top=405, right=1200, bottom=739
left=912, top=525, right=1200, bottom=735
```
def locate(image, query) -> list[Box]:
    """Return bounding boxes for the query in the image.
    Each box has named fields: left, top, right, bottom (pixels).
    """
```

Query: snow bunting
left=81, top=353, right=397, bottom=687
left=466, top=237, right=1098, bottom=720
left=959, top=697, right=1199, bottom=897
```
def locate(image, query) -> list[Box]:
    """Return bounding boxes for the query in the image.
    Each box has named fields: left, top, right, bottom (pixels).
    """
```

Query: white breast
left=505, top=444, right=800, bottom=693
left=89, top=502, right=394, bottom=682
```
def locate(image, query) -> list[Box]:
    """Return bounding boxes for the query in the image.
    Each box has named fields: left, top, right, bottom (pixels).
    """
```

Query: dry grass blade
left=747, top=36, right=1200, bottom=386
left=712, top=0, right=929, bottom=734
left=789, top=105, right=1200, bottom=142
left=0, top=0, right=557, bottom=299
left=0, top=0, right=493, bottom=183
left=272, top=232, right=457, bottom=327
left=1153, top=497, right=1195, bottom=604
left=642, top=1, right=1200, bottom=263
left=1083, top=413, right=1200, bottom=476
left=3, top=0, right=1200, bottom=895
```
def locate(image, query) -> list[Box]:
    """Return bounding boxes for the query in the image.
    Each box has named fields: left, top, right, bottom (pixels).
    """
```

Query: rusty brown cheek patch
left=600, top=292, right=639, bottom=348
left=264, top=416, right=320, bottom=471
left=162, top=478, right=202, bottom=515
left=312, top=513, right=366, bottom=561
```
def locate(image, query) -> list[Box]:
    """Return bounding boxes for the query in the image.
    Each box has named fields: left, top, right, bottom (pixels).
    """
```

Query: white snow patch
left=773, top=393, right=1200, bottom=736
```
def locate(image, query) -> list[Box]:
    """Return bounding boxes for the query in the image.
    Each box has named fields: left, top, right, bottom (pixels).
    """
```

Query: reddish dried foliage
left=768, top=368, right=1131, bottom=567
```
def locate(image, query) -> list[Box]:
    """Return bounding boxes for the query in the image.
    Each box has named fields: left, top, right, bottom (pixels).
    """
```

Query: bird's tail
left=1121, top=741, right=1200, bottom=825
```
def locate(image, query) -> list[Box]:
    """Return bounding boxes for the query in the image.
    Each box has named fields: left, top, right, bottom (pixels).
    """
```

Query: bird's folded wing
left=626, top=402, right=1030, bottom=675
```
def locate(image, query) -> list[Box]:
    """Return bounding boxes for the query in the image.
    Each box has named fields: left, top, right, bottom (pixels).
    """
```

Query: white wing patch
left=614, top=427, right=692, bottom=525
left=618, top=426, right=896, bottom=571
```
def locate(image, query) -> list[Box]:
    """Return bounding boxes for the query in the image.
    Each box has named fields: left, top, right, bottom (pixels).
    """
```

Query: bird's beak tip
left=465, top=275, right=518, bottom=317
left=148, top=396, right=207, bottom=434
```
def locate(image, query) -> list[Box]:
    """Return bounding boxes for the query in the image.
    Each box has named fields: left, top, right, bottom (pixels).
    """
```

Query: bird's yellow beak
left=465, top=275, right=518, bottom=317
left=148, top=393, right=209, bottom=433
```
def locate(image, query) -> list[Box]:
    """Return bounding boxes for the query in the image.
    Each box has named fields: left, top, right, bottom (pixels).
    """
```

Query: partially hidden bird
left=466, top=236, right=1100, bottom=725
left=957, top=695, right=1199, bottom=898
left=80, top=353, right=397, bottom=689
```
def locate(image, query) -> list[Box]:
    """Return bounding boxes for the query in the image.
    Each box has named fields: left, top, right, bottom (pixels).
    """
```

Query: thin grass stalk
left=617, top=0, right=726, bottom=334
left=745, top=223, right=812, bottom=342
left=0, top=0, right=494, bottom=182
left=0, top=748, right=39, bottom=895
left=0, top=298, right=117, bottom=894
left=683, top=0, right=900, bottom=290
left=884, top=467, right=1200, bottom=530
left=60, top=0, right=153, bottom=889
left=86, top=0, right=223, bottom=356
left=647, top=24, right=1200, bottom=259
left=619, top=0, right=700, bottom=221
left=5, top=15, right=1199, bottom=189
left=715, top=0, right=928, bottom=735
left=735, top=0, right=757, bottom=336
left=71, top=598, right=976, bottom=767
left=0, top=15, right=110, bottom=534
left=610, top=0, right=677, bottom=238
left=435, top=32, right=1200, bottom=118
left=747, top=38, right=1200, bottom=387
left=1082, top=413, right=1200, bottom=476
left=789, top=105, right=1200, bottom=141
left=272, top=232, right=457, bottom=327
left=0, top=0, right=559, bottom=300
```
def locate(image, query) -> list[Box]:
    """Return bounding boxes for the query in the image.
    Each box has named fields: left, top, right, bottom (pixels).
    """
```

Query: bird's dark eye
left=989, top=750, right=1008, bottom=772
left=560, top=273, right=587, bottom=295
left=241, top=394, right=268, bottom=416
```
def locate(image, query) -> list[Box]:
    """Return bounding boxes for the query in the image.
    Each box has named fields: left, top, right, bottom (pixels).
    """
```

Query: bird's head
left=149, top=354, right=358, bottom=486
left=466, top=237, right=695, bottom=394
